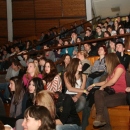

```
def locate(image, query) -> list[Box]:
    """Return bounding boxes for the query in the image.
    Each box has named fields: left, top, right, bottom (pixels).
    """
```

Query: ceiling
left=92, top=0, right=130, bottom=18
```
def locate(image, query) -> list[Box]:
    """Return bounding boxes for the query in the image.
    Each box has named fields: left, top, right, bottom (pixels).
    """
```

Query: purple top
left=22, top=74, right=43, bottom=87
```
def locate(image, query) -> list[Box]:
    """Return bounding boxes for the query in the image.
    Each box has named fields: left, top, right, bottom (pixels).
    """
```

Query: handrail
left=25, top=16, right=101, bottom=50
left=10, top=33, right=130, bottom=59
left=16, top=16, right=101, bottom=44
left=18, top=16, right=100, bottom=42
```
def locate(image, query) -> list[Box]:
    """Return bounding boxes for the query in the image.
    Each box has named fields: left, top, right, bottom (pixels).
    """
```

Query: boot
left=93, top=115, right=106, bottom=127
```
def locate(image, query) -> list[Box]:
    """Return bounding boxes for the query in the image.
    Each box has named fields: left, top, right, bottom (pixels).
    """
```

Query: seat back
left=87, top=56, right=99, bottom=66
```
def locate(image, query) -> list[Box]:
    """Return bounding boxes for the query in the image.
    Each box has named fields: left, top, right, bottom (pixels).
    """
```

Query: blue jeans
left=75, top=95, right=86, bottom=112
left=86, top=76, right=102, bottom=88
left=81, top=99, right=91, bottom=130
left=0, top=82, right=10, bottom=99
left=56, top=124, right=81, bottom=130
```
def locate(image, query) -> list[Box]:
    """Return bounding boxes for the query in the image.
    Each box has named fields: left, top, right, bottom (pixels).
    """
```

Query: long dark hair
left=10, top=76, right=24, bottom=105
left=43, top=59, right=58, bottom=83
left=28, top=77, right=44, bottom=101
left=62, top=54, right=72, bottom=68
left=65, top=58, right=82, bottom=87
left=24, top=106, right=55, bottom=130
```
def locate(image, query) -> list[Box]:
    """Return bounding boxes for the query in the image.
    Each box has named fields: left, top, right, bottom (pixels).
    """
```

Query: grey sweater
left=5, top=67, right=20, bottom=81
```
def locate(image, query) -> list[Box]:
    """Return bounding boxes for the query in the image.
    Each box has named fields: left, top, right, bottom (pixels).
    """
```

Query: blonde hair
left=26, top=62, right=40, bottom=79
left=105, top=53, right=120, bottom=75
left=35, top=90, right=55, bottom=119
left=78, top=51, right=88, bottom=59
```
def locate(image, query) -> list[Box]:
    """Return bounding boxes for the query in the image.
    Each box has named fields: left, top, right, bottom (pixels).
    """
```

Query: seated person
left=84, top=29, right=95, bottom=41
left=77, top=51, right=91, bottom=76
left=22, top=62, right=42, bottom=88
left=22, top=106, right=55, bottom=130
left=64, top=58, right=87, bottom=112
left=86, top=46, right=107, bottom=88
left=87, top=53, right=127, bottom=130
left=95, top=26, right=104, bottom=39
left=36, top=90, right=81, bottom=130
left=43, top=44, right=55, bottom=62
left=0, top=60, right=21, bottom=101
left=108, top=39, right=116, bottom=53
left=0, top=76, right=25, bottom=127
left=116, top=41, right=130, bottom=70
left=43, top=60, right=62, bottom=92
left=84, top=43, right=97, bottom=56
left=60, top=40, right=74, bottom=57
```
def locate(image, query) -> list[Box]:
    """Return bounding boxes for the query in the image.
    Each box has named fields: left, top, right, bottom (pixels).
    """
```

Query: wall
left=0, top=0, right=7, bottom=44
left=12, top=0, right=86, bottom=39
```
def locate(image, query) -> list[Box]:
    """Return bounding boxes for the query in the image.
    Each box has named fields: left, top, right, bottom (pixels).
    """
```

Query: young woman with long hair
left=22, top=62, right=42, bottom=87
left=0, top=76, right=25, bottom=127
left=64, top=58, right=87, bottom=112
left=56, top=54, right=72, bottom=93
left=43, top=60, right=62, bottom=92
left=15, top=77, right=44, bottom=130
left=87, top=53, right=127, bottom=130
left=22, top=77, right=44, bottom=111
left=9, top=76, right=25, bottom=118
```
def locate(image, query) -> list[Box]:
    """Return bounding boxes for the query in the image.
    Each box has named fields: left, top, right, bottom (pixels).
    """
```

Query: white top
left=4, top=125, right=13, bottom=130
left=66, top=78, right=82, bottom=94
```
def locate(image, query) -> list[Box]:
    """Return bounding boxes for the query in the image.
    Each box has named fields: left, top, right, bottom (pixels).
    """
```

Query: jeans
left=75, top=95, right=86, bottom=112
left=56, top=124, right=81, bottom=130
left=86, top=76, right=101, bottom=88
left=81, top=99, right=91, bottom=130
left=0, top=82, right=10, bottom=99
left=94, top=90, right=127, bottom=129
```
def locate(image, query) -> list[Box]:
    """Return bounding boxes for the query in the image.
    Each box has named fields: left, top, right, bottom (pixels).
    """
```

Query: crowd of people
left=0, top=15, right=130, bottom=130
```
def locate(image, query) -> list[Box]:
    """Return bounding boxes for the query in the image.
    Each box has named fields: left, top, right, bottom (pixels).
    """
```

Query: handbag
left=104, top=87, right=115, bottom=95
left=89, top=71, right=104, bottom=79
left=126, top=92, right=130, bottom=105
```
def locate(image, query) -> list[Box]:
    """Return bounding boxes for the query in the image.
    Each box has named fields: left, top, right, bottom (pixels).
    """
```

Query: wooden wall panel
left=13, top=1, right=34, bottom=18
left=35, top=20, right=59, bottom=34
left=0, top=1, right=7, bottom=45
left=0, top=38, right=8, bottom=45
left=35, top=0, right=62, bottom=18
left=60, top=19, right=80, bottom=29
left=62, top=0, right=86, bottom=17
left=13, top=20, right=35, bottom=38
left=0, top=21, right=7, bottom=36
left=0, top=1, right=7, bottom=18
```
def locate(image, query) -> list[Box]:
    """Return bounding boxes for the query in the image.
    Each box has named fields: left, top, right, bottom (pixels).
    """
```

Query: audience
left=0, top=14, right=129, bottom=130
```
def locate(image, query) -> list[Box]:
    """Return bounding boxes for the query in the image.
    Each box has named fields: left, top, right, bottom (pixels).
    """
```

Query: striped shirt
left=46, top=74, right=62, bottom=92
